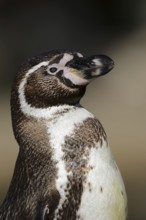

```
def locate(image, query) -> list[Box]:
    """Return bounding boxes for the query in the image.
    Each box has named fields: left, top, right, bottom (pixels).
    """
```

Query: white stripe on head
left=18, top=61, right=73, bottom=119
left=47, top=53, right=89, bottom=86
left=46, top=53, right=74, bottom=75
left=59, top=53, right=74, bottom=66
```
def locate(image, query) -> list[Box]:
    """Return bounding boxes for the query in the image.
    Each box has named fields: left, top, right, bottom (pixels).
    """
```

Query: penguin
left=0, top=49, right=127, bottom=220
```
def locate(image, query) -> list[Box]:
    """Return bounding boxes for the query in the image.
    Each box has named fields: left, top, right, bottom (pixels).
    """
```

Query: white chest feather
left=77, top=144, right=127, bottom=220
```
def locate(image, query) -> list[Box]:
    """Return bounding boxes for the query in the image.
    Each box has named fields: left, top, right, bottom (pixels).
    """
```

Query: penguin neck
left=11, top=84, right=81, bottom=120
left=11, top=86, right=81, bottom=146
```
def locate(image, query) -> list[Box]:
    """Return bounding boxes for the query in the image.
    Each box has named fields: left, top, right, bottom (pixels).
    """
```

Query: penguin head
left=15, top=49, right=114, bottom=108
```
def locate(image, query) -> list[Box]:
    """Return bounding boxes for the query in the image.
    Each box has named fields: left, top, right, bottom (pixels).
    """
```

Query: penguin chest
left=46, top=108, right=127, bottom=220
left=77, top=145, right=127, bottom=220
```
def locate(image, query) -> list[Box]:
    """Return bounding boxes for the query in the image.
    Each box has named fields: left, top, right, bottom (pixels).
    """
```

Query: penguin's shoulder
left=48, top=106, right=107, bottom=148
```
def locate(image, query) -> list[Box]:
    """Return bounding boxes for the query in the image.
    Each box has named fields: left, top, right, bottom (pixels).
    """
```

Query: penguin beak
left=66, top=55, right=114, bottom=85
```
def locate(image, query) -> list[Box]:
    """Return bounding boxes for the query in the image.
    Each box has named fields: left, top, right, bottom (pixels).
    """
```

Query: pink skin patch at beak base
left=62, top=68, right=90, bottom=86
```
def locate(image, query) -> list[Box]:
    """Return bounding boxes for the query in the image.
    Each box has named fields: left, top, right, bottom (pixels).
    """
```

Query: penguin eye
left=49, top=67, right=58, bottom=73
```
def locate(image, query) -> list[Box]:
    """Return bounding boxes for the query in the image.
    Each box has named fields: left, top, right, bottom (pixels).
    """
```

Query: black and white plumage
left=0, top=49, right=127, bottom=220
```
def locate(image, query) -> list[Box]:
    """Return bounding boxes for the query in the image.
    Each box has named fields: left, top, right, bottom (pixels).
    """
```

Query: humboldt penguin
left=0, top=49, right=127, bottom=220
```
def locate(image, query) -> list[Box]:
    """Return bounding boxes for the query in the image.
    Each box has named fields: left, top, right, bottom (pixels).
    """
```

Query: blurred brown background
left=0, top=0, right=146, bottom=219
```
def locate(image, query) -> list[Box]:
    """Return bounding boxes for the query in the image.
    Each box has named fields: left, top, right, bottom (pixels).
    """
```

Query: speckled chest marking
left=45, top=107, right=127, bottom=220
left=46, top=107, right=93, bottom=219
